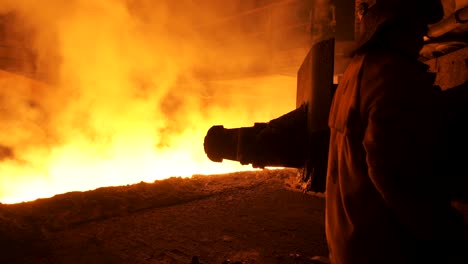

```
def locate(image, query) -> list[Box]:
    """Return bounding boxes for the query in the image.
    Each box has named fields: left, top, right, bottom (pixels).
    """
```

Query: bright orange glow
left=0, top=1, right=300, bottom=204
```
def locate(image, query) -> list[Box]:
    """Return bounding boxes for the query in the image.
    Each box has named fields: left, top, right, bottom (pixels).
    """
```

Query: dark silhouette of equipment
left=204, top=105, right=309, bottom=169
left=204, top=38, right=336, bottom=193
left=204, top=4, right=468, bottom=195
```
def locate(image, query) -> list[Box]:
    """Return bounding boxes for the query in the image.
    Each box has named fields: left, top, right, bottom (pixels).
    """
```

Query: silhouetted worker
left=326, top=0, right=465, bottom=263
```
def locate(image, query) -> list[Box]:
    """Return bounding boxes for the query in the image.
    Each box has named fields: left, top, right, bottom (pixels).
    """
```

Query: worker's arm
left=361, top=54, right=452, bottom=240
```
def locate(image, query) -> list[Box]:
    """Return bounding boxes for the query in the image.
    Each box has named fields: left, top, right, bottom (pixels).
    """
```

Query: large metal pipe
left=204, top=37, right=335, bottom=193
left=427, top=6, right=468, bottom=39
left=204, top=104, right=309, bottom=169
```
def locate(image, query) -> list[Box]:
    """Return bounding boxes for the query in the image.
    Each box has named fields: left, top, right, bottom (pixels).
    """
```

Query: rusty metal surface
left=426, top=46, right=468, bottom=90
left=428, top=6, right=468, bottom=38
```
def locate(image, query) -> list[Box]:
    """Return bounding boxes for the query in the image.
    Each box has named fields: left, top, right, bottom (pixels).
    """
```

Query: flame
left=0, top=0, right=300, bottom=204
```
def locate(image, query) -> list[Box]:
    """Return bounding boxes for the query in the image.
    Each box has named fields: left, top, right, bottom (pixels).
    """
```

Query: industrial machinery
left=204, top=0, right=468, bottom=194
left=204, top=37, right=335, bottom=192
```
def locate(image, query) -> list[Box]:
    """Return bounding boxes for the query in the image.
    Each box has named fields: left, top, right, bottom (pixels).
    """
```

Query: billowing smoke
left=0, top=0, right=299, bottom=203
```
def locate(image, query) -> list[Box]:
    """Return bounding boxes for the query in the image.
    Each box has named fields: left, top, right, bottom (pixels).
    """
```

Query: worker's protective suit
left=325, top=1, right=465, bottom=263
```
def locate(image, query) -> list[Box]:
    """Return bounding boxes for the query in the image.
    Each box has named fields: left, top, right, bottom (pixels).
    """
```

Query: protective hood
left=356, top=0, right=444, bottom=51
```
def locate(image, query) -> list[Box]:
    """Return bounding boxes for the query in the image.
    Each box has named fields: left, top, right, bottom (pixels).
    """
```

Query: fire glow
left=0, top=1, right=297, bottom=203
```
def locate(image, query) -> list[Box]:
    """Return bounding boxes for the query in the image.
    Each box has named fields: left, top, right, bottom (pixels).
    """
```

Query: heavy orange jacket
left=326, top=48, right=462, bottom=264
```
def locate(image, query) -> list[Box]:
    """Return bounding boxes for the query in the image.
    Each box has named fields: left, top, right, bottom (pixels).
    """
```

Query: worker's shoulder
left=359, top=49, right=435, bottom=102
left=360, top=49, right=431, bottom=85
left=363, top=49, right=428, bottom=74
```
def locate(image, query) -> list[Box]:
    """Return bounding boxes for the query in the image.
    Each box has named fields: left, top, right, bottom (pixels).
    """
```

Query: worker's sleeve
left=361, top=59, right=452, bottom=240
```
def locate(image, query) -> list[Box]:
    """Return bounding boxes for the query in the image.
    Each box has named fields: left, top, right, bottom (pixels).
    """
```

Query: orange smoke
left=0, top=0, right=299, bottom=203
